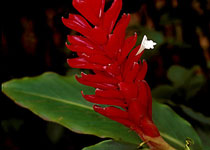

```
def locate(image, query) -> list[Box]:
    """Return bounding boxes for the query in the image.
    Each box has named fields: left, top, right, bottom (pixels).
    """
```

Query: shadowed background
left=1, top=0, right=210, bottom=150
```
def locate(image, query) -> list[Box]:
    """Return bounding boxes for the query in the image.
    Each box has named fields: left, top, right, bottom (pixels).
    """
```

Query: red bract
left=62, top=0, right=174, bottom=149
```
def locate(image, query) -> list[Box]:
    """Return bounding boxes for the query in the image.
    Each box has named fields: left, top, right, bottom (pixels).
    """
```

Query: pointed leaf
left=153, top=101, right=202, bottom=150
left=2, top=72, right=139, bottom=145
left=2, top=72, right=203, bottom=150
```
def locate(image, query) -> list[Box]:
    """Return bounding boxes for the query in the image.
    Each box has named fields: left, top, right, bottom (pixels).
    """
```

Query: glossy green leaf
left=2, top=72, right=139, bottom=145
left=82, top=140, right=142, bottom=150
left=152, top=101, right=202, bottom=150
left=180, top=105, right=210, bottom=150
left=2, top=72, right=203, bottom=150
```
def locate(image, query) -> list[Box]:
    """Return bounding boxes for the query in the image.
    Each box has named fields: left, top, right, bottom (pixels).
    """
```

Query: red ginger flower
left=62, top=0, right=175, bottom=149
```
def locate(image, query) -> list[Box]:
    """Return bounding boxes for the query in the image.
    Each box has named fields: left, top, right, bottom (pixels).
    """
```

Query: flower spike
left=63, top=0, right=175, bottom=149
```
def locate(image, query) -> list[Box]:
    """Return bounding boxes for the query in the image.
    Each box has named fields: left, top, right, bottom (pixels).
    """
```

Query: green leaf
left=166, top=65, right=206, bottom=100
left=180, top=105, right=210, bottom=125
left=82, top=140, right=142, bottom=150
left=2, top=72, right=139, bottom=145
left=196, top=127, right=210, bottom=150
left=2, top=72, right=203, bottom=150
left=167, top=65, right=191, bottom=87
left=152, top=84, right=175, bottom=99
left=185, top=74, right=206, bottom=100
left=152, top=101, right=202, bottom=150
left=180, top=105, right=210, bottom=150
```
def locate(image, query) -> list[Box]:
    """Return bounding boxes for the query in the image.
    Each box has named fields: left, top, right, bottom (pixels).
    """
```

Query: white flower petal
left=136, top=35, right=156, bottom=55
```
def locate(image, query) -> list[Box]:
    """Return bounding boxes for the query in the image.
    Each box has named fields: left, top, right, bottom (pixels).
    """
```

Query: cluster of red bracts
left=62, top=0, right=165, bottom=148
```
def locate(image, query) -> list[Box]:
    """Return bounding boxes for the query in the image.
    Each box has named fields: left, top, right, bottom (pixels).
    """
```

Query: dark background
left=1, top=0, right=210, bottom=150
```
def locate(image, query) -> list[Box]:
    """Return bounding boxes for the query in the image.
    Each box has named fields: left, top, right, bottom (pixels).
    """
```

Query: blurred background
left=1, top=0, right=210, bottom=149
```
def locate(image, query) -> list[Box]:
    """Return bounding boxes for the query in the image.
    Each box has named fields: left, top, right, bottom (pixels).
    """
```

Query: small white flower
left=136, top=35, right=157, bottom=55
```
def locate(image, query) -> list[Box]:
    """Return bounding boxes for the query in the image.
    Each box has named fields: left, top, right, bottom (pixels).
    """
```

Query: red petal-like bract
left=63, top=0, right=174, bottom=149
